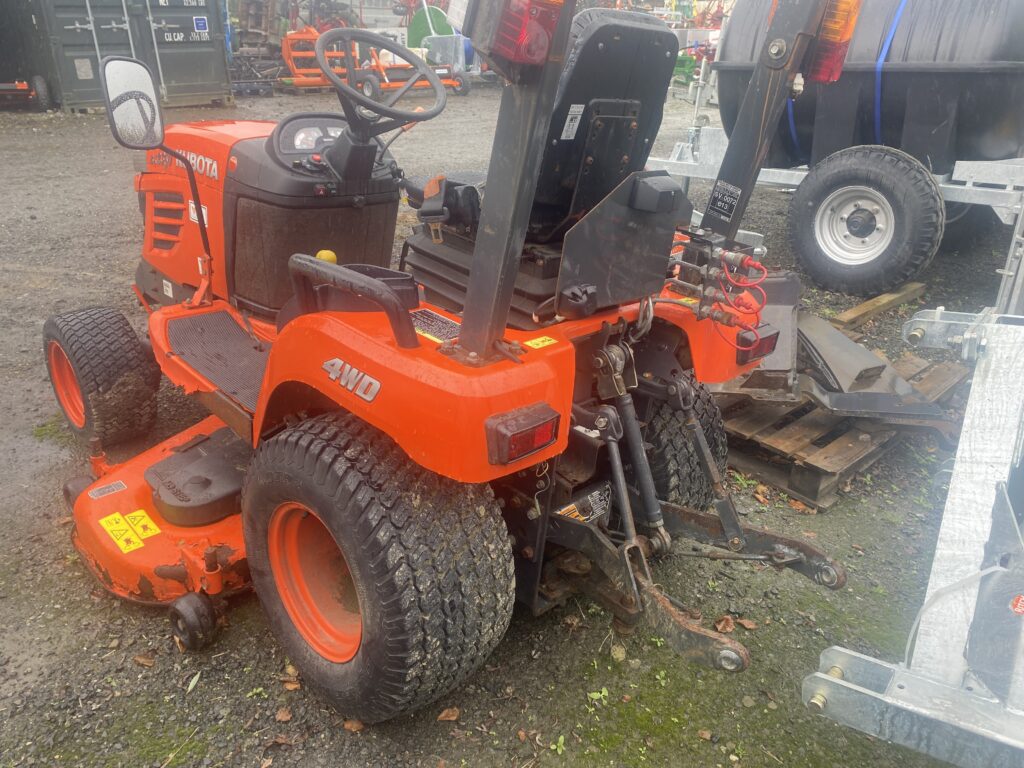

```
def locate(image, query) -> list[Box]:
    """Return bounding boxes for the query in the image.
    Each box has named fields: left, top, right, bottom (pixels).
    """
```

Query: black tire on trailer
left=789, top=145, right=945, bottom=296
left=639, top=372, right=729, bottom=511
left=43, top=307, right=161, bottom=446
left=30, top=75, right=52, bottom=111
left=359, top=74, right=381, bottom=100
left=241, top=412, right=515, bottom=724
left=452, top=73, right=470, bottom=96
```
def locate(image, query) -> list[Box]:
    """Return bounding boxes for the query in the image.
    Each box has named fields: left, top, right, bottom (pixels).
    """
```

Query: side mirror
left=100, top=57, right=164, bottom=150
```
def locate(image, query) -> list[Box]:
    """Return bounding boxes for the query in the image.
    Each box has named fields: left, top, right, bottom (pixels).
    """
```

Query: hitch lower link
left=557, top=347, right=847, bottom=673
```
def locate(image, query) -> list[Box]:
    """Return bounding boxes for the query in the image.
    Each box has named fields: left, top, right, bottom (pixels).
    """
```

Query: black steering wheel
left=314, top=27, right=446, bottom=138
left=110, top=90, right=160, bottom=146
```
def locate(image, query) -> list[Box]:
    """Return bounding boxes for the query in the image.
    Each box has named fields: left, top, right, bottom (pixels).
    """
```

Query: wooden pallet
left=717, top=354, right=968, bottom=509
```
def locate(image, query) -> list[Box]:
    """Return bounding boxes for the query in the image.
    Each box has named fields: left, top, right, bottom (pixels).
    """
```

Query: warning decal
left=1012, top=594, right=1024, bottom=616
left=125, top=509, right=161, bottom=540
left=99, top=513, right=144, bottom=554
left=525, top=336, right=558, bottom=350
left=411, top=308, right=461, bottom=344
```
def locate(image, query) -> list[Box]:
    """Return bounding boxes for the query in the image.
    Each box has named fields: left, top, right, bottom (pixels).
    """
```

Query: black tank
left=715, top=0, right=1024, bottom=173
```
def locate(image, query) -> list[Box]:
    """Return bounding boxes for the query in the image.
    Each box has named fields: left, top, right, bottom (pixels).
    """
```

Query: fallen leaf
left=279, top=675, right=302, bottom=691
left=698, top=729, right=713, bottom=741
left=736, top=619, right=758, bottom=631
left=610, top=643, right=626, bottom=662
left=851, top=543, right=865, bottom=554
left=753, top=492, right=770, bottom=505
left=57, top=516, right=74, bottom=527
left=437, top=707, right=460, bottom=722
left=788, top=498, right=816, bottom=514
left=741, top=695, right=756, bottom=708
left=275, top=707, right=292, bottom=723
left=273, top=734, right=298, bottom=746
left=517, top=729, right=527, bottom=742
left=108, top=638, right=120, bottom=650
left=714, top=616, right=735, bottom=634
left=133, top=652, right=155, bottom=668
left=173, top=636, right=186, bottom=654
left=621, top=694, right=632, bottom=703
left=343, top=719, right=365, bottom=733
left=755, top=483, right=771, bottom=497
left=801, top=530, right=818, bottom=539
left=260, top=758, right=273, bottom=768
left=284, top=663, right=299, bottom=677
left=186, top=671, right=201, bottom=694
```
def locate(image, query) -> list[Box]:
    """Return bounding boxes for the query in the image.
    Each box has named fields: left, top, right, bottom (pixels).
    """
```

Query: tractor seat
left=403, top=9, right=680, bottom=330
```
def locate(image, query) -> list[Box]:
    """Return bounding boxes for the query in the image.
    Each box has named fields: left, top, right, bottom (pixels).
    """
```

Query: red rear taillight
left=736, top=324, right=780, bottom=366
left=806, top=0, right=862, bottom=83
left=491, top=0, right=563, bottom=65
left=485, top=403, right=560, bottom=465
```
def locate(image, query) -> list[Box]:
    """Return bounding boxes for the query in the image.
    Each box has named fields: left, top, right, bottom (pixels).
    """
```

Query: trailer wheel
left=790, top=146, right=944, bottom=296
left=359, top=74, right=381, bottom=100
left=30, top=75, right=52, bottom=111
left=242, top=412, right=515, bottom=724
left=641, top=373, right=728, bottom=511
left=452, top=73, right=471, bottom=96
left=43, top=307, right=161, bottom=446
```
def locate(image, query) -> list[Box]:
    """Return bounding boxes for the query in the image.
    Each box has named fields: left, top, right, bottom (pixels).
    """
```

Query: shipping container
left=0, top=0, right=233, bottom=111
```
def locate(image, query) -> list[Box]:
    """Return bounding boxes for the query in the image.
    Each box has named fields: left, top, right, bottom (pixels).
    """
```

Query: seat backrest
left=527, top=9, right=679, bottom=243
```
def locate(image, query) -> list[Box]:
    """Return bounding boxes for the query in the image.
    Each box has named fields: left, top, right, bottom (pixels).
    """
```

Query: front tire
left=43, top=307, right=161, bottom=446
left=242, top=413, right=515, bottom=723
left=790, top=145, right=944, bottom=296
left=452, top=73, right=470, bottom=96
left=30, top=75, right=52, bottom=111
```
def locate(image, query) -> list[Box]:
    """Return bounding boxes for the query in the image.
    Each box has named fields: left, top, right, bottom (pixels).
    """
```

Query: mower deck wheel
left=43, top=307, right=161, bottom=446
left=359, top=74, right=381, bottom=100
left=169, top=592, right=219, bottom=651
left=242, top=412, right=515, bottom=724
left=643, top=373, right=728, bottom=511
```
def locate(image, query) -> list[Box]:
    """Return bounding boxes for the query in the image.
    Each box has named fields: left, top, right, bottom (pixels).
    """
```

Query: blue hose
left=787, top=98, right=806, bottom=161
left=875, top=0, right=910, bottom=144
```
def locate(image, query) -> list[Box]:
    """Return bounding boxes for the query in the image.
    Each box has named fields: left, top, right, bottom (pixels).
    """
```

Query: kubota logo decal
left=151, top=149, right=220, bottom=180
left=322, top=357, right=381, bottom=402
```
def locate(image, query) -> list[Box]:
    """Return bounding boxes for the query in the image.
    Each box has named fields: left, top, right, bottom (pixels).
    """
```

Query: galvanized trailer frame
left=798, top=167, right=1024, bottom=767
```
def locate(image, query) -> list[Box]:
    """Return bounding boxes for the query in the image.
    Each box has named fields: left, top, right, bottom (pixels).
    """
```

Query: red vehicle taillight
left=806, top=0, right=863, bottom=83
left=485, top=403, right=560, bottom=465
left=736, top=324, right=780, bottom=366
left=491, top=0, right=563, bottom=66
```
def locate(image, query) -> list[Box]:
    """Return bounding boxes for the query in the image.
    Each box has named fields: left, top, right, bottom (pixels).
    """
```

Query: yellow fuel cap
left=315, top=249, right=337, bottom=264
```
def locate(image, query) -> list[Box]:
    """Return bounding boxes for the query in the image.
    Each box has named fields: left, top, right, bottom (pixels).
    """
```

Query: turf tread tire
left=30, top=75, right=52, bottom=111
left=789, top=145, right=944, bottom=296
left=43, top=307, right=160, bottom=445
left=241, top=412, right=515, bottom=723
left=643, top=373, right=728, bottom=510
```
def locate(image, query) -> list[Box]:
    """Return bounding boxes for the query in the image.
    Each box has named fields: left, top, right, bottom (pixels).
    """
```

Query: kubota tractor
left=45, top=0, right=847, bottom=723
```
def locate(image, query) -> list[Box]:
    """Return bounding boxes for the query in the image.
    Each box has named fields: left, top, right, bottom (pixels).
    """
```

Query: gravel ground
left=0, top=83, right=1012, bottom=768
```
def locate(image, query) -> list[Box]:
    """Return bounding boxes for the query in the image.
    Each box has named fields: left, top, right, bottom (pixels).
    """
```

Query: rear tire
left=790, top=145, right=944, bottom=296
left=242, top=412, right=515, bottom=723
left=43, top=307, right=161, bottom=446
left=642, top=373, right=728, bottom=511
left=30, top=75, right=52, bottom=111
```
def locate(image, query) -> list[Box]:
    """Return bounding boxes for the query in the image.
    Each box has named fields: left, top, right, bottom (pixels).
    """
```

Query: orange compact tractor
left=46, top=0, right=849, bottom=722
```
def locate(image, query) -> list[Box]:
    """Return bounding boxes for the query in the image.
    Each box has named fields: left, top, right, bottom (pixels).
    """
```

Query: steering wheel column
left=313, top=28, right=447, bottom=182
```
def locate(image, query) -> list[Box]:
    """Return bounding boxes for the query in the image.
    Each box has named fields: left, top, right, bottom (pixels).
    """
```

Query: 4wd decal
left=322, top=358, right=381, bottom=402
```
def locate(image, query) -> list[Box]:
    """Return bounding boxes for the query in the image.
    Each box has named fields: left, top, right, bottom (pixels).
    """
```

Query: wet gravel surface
left=0, top=84, right=1013, bottom=767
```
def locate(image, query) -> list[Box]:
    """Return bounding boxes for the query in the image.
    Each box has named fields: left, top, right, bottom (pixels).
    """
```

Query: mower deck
left=71, top=415, right=250, bottom=605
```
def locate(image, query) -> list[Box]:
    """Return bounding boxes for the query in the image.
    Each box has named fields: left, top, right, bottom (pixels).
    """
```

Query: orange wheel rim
left=267, top=502, right=362, bottom=663
left=47, top=341, right=85, bottom=428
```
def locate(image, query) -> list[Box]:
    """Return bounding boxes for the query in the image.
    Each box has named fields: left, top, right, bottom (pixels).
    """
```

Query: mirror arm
left=160, top=144, right=214, bottom=308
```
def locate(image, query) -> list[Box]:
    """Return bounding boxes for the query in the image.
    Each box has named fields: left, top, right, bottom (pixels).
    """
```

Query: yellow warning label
left=525, top=336, right=558, bottom=349
left=555, top=503, right=586, bottom=522
left=99, top=513, right=145, bottom=553
left=124, top=509, right=161, bottom=540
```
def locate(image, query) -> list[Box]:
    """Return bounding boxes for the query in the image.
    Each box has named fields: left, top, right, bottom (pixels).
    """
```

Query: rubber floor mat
left=166, top=311, right=269, bottom=412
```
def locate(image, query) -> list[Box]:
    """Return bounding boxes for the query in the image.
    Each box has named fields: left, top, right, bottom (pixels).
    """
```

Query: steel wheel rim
left=47, top=341, right=85, bottom=428
left=813, top=185, right=895, bottom=266
left=268, top=501, right=362, bottom=663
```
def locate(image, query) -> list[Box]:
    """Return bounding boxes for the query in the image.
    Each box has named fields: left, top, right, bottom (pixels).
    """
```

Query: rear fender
left=252, top=310, right=576, bottom=484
